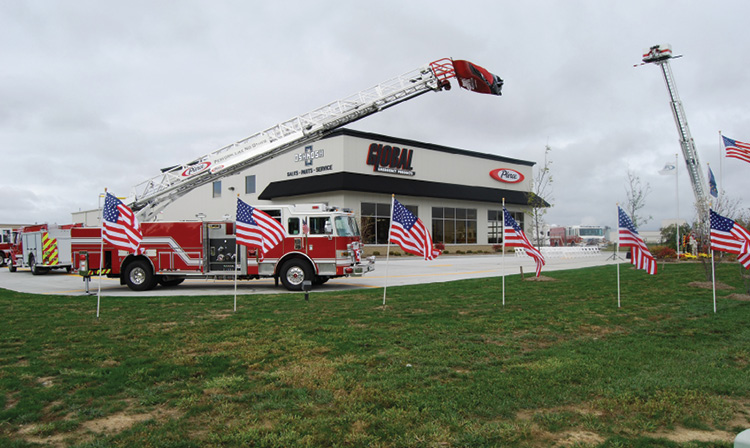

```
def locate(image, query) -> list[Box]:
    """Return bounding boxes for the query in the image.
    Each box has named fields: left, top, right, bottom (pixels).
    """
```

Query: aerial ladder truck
left=71, top=58, right=504, bottom=291
left=641, top=44, right=708, bottom=209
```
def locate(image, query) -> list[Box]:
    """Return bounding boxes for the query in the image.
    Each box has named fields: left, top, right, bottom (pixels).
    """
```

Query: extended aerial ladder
left=641, top=44, right=708, bottom=208
left=129, top=58, right=503, bottom=221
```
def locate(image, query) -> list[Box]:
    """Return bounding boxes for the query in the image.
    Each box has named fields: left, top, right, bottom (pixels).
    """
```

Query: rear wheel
left=124, top=260, right=157, bottom=291
left=279, top=259, right=313, bottom=291
left=30, top=255, right=48, bottom=275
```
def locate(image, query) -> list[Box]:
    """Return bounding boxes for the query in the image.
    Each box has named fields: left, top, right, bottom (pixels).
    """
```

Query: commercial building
left=76, top=129, right=540, bottom=253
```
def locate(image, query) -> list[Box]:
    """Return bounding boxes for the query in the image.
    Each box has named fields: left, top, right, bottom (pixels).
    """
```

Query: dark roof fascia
left=321, top=128, right=535, bottom=167
left=259, top=172, right=549, bottom=207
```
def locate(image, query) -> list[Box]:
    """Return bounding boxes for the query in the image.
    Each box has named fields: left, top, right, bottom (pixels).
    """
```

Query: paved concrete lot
left=0, top=254, right=619, bottom=297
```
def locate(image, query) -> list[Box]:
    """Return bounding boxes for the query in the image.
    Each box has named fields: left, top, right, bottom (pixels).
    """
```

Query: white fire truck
left=7, top=224, right=77, bottom=274
left=69, top=58, right=502, bottom=291
left=71, top=204, right=372, bottom=291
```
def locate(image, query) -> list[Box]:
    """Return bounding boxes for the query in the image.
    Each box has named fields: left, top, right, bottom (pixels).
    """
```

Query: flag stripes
left=618, top=206, right=657, bottom=275
left=102, top=193, right=143, bottom=254
left=503, top=208, right=545, bottom=276
left=723, top=135, right=750, bottom=164
left=236, top=198, right=286, bottom=258
left=389, top=198, right=440, bottom=260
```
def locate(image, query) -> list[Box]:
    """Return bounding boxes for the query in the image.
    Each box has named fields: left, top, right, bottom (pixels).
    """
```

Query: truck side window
left=288, top=218, right=300, bottom=235
left=309, top=217, right=331, bottom=235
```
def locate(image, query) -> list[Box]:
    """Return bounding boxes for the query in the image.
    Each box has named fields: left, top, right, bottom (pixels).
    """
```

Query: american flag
left=723, top=135, right=750, bottom=164
left=389, top=198, right=440, bottom=260
left=102, top=192, right=142, bottom=253
left=503, top=208, right=545, bottom=276
left=618, top=206, right=657, bottom=275
left=710, top=209, right=750, bottom=269
left=236, top=198, right=285, bottom=257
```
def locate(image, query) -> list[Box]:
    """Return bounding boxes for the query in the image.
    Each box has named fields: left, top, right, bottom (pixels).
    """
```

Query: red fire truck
left=71, top=204, right=374, bottom=291
left=1, top=228, right=19, bottom=267
left=7, top=224, right=80, bottom=274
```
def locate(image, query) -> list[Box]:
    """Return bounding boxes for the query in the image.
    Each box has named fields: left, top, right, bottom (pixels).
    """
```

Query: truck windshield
left=334, top=216, right=360, bottom=237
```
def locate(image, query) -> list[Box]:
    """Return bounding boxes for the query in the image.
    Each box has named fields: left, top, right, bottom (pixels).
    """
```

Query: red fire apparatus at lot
left=71, top=204, right=374, bottom=292
left=6, top=224, right=79, bottom=274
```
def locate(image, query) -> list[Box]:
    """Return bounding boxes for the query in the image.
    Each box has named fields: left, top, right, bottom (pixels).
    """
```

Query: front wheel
left=124, top=260, right=157, bottom=291
left=279, top=259, right=313, bottom=291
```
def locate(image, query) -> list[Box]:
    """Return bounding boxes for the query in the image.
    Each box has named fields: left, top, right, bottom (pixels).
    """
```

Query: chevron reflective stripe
left=42, top=232, right=59, bottom=266
left=79, top=268, right=111, bottom=276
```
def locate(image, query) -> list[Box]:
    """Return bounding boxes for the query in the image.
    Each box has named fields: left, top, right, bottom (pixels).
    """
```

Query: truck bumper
left=350, top=256, right=376, bottom=276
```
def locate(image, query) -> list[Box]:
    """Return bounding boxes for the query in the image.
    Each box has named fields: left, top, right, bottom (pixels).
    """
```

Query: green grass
left=1, top=262, right=749, bottom=447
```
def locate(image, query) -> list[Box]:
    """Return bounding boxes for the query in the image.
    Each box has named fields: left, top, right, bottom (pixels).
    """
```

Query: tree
left=624, top=170, right=652, bottom=230
left=527, top=145, right=553, bottom=247
left=660, top=222, right=691, bottom=251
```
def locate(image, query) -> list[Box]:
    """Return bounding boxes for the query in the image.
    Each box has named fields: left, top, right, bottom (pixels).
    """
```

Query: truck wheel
left=8, top=261, right=16, bottom=273
left=124, top=260, right=157, bottom=291
left=29, top=255, right=47, bottom=275
left=280, top=259, right=312, bottom=291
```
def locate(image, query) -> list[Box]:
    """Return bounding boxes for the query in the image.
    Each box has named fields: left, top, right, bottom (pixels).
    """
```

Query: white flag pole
left=234, top=195, right=239, bottom=312
left=709, top=205, right=717, bottom=314
left=616, top=204, right=621, bottom=308
left=97, top=189, right=106, bottom=319
left=233, top=243, right=239, bottom=313
left=502, top=198, right=506, bottom=307
left=675, top=153, right=681, bottom=260
left=718, top=130, right=724, bottom=194
left=382, top=194, right=395, bottom=307
left=711, top=248, right=717, bottom=314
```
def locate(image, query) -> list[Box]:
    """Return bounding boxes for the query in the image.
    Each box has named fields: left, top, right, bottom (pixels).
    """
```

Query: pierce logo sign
left=182, top=162, right=212, bottom=177
left=366, top=143, right=415, bottom=176
left=490, top=168, right=524, bottom=183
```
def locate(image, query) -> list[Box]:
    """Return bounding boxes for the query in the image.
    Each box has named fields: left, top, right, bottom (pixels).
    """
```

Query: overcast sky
left=2, top=0, right=748, bottom=231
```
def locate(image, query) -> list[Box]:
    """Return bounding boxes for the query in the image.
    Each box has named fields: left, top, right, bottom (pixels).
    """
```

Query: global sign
left=490, top=168, right=524, bottom=183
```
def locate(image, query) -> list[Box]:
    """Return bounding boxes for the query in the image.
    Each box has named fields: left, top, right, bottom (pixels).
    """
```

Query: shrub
left=435, top=242, right=445, bottom=251
left=652, top=245, right=676, bottom=259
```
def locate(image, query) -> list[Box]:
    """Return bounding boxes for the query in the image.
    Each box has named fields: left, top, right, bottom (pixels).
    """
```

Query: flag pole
left=709, top=204, right=717, bottom=314
left=501, top=198, right=506, bottom=307
left=97, top=189, right=106, bottom=319
left=674, top=153, right=681, bottom=260
left=234, top=195, right=239, bottom=312
left=718, top=130, right=723, bottom=194
left=616, top=203, right=621, bottom=309
left=382, top=194, right=395, bottom=307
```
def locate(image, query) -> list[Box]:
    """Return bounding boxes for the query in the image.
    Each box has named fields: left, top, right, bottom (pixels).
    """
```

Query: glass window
left=212, top=181, right=221, bottom=198
left=361, top=202, right=416, bottom=244
left=432, top=207, right=477, bottom=244
left=487, top=209, right=524, bottom=244
left=308, top=217, right=331, bottom=235
left=288, top=218, right=300, bottom=235
left=334, top=216, right=360, bottom=237
left=245, top=175, right=256, bottom=194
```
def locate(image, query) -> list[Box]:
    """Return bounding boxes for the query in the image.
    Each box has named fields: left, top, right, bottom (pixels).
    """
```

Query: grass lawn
left=1, top=262, right=749, bottom=447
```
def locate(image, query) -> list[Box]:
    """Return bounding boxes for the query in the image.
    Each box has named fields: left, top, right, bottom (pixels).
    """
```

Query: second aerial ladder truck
left=71, top=58, right=504, bottom=291
left=641, top=44, right=708, bottom=209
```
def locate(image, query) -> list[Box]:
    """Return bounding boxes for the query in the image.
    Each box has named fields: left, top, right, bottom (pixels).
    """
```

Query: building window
left=245, top=175, right=256, bottom=194
left=488, top=209, right=524, bottom=244
left=361, top=202, right=417, bottom=244
left=212, top=181, right=221, bottom=198
left=432, top=207, right=477, bottom=244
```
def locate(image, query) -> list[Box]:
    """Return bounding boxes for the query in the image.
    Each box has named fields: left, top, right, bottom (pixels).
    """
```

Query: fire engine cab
left=71, top=204, right=374, bottom=291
